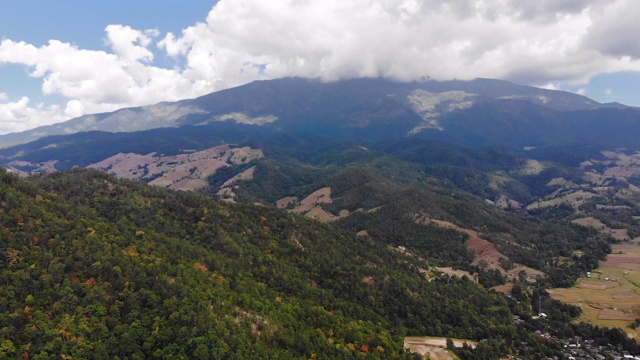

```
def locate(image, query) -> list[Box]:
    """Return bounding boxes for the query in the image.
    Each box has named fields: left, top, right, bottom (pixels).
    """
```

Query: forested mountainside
left=206, top=137, right=625, bottom=285
left=2, top=168, right=639, bottom=359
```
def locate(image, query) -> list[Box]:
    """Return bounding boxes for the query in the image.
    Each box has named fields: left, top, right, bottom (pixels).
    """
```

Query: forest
left=1, top=167, right=635, bottom=359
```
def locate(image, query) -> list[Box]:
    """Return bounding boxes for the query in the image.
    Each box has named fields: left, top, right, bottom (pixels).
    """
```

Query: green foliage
left=1, top=167, right=542, bottom=359
left=211, top=136, right=613, bottom=287
left=225, top=158, right=329, bottom=204
left=478, top=268, right=506, bottom=289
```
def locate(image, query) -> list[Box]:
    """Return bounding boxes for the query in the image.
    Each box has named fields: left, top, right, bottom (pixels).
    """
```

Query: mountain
left=0, top=77, right=631, bottom=148
left=3, top=77, right=640, bottom=357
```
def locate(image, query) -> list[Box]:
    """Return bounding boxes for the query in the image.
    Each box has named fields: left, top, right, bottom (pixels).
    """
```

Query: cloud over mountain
left=1, top=0, right=640, bottom=134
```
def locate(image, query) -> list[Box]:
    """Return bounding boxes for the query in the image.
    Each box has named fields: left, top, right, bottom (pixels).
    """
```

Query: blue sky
left=2, top=0, right=640, bottom=134
left=0, top=1, right=213, bottom=103
left=0, top=1, right=212, bottom=47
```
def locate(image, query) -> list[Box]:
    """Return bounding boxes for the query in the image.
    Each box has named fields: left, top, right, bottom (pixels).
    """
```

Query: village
left=531, top=330, right=640, bottom=360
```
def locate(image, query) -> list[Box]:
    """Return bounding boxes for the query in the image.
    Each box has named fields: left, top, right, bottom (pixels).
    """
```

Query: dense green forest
left=3, top=167, right=636, bottom=358
left=0, top=168, right=541, bottom=358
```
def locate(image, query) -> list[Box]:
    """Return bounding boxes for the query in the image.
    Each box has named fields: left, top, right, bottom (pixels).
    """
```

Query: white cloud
left=160, top=0, right=640, bottom=87
left=577, top=88, right=587, bottom=95
left=0, top=93, right=7, bottom=101
left=0, top=97, right=67, bottom=134
left=0, top=28, right=211, bottom=134
left=64, top=100, right=84, bottom=118
left=104, top=24, right=156, bottom=63
left=0, top=39, right=38, bottom=65
left=2, top=0, right=640, bottom=134
left=584, top=0, right=640, bottom=58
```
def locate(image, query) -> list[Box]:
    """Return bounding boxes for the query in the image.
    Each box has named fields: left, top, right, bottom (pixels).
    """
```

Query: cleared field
left=549, top=239, right=640, bottom=340
left=436, top=267, right=477, bottom=282
left=526, top=190, right=595, bottom=210
left=404, top=336, right=476, bottom=359
left=572, top=217, right=630, bottom=241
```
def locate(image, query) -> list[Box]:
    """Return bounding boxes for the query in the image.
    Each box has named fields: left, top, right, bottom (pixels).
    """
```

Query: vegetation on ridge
left=0, top=168, right=561, bottom=359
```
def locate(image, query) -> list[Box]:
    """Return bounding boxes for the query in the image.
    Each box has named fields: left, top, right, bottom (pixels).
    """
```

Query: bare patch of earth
left=88, top=145, right=263, bottom=192
left=276, top=188, right=352, bottom=222
left=221, top=166, right=256, bottom=188
left=275, top=196, right=298, bottom=209
left=598, top=151, right=640, bottom=178
left=407, top=90, right=476, bottom=134
left=417, top=218, right=544, bottom=283
left=519, top=159, right=545, bottom=175
left=404, top=336, right=476, bottom=360
left=436, top=267, right=478, bottom=282
left=216, top=166, right=257, bottom=202
left=4, top=160, right=59, bottom=177
left=492, top=283, right=514, bottom=294
left=547, top=177, right=568, bottom=186
left=290, top=188, right=333, bottom=214
left=304, top=207, right=337, bottom=222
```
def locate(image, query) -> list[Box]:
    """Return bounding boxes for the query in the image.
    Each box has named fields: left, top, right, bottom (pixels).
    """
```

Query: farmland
left=549, top=238, right=640, bottom=340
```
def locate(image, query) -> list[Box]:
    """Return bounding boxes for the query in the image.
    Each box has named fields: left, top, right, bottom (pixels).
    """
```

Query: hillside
left=2, top=130, right=631, bottom=285
left=0, top=167, right=568, bottom=359
left=3, top=167, right=639, bottom=358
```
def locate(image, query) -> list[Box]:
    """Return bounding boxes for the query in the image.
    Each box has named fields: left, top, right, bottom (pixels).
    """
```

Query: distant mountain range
left=0, top=77, right=636, bottom=149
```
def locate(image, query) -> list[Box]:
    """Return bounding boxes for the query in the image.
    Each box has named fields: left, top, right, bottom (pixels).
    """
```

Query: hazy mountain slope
left=0, top=123, right=274, bottom=170
left=418, top=100, right=640, bottom=148
left=0, top=77, right=624, bottom=148
left=0, top=102, right=207, bottom=147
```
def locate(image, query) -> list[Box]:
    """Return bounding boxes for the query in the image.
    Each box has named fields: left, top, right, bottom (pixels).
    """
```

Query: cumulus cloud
left=2, top=0, right=640, bottom=134
left=104, top=25, right=157, bottom=63
left=0, top=97, right=67, bottom=134
left=0, top=27, right=209, bottom=134
left=583, top=0, right=640, bottom=58
left=161, top=0, right=640, bottom=87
